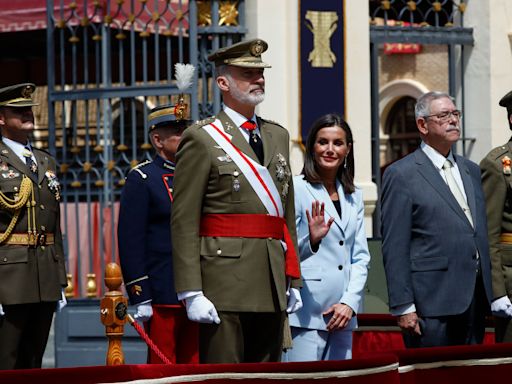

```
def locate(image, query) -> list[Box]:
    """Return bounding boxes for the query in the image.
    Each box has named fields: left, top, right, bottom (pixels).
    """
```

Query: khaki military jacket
left=0, top=141, right=66, bottom=305
left=171, top=110, right=300, bottom=313
left=480, top=139, right=512, bottom=299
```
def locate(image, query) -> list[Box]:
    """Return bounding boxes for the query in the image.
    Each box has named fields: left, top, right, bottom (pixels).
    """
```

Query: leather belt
left=1, top=233, right=55, bottom=246
left=500, top=233, right=512, bottom=244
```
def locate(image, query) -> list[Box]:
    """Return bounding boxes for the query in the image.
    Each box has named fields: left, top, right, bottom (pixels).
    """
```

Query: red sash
left=200, top=213, right=300, bottom=279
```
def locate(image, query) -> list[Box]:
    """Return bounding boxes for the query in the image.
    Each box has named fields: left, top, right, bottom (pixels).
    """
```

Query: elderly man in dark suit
left=171, top=39, right=302, bottom=363
left=0, top=83, right=67, bottom=369
left=381, top=91, right=492, bottom=347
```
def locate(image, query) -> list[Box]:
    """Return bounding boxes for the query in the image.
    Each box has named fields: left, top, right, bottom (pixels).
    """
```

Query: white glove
left=491, top=296, right=512, bottom=318
left=0, top=304, right=4, bottom=316
left=185, top=293, right=221, bottom=324
left=133, top=302, right=153, bottom=322
left=286, top=288, right=303, bottom=314
left=57, top=290, right=67, bottom=312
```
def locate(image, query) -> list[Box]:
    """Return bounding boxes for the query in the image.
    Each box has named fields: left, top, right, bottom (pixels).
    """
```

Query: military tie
left=442, top=159, right=473, bottom=227
left=23, top=146, right=38, bottom=177
left=241, top=120, right=264, bottom=164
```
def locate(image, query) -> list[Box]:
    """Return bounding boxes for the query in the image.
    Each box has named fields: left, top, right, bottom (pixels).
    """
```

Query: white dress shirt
left=223, top=104, right=261, bottom=142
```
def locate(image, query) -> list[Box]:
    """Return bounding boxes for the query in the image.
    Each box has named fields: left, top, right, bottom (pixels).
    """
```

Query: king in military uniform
left=481, top=90, right=512, bottom=342
left=0, top=83, right=67, bottom=369
left=171, top=39, right=303, bottom=364
left=118, top=100, right=195, bottom=362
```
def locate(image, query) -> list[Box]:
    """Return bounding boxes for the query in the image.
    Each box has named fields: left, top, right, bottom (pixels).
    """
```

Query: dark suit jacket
left=171, top=110, right=300, bottom=313
left=381, top=148, right=492, bottom=317
left=0, top=141, right=66, bottom=305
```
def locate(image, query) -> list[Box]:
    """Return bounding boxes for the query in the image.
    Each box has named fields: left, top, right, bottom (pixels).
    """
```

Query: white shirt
left=223, top=104, right=261, bottom=142
left=421, top=141, right=468, bottom=203
left=2, top=137, right=37, bottom=165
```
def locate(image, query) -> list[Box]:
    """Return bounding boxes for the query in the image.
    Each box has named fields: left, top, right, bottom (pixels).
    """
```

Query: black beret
left=499, top=90, right=512, bottom=110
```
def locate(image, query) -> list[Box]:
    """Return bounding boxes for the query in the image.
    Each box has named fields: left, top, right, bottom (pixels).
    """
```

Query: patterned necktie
left=23, top=146, right=38, bottom=176
left=442, top=159, right=473, bottom=227
left=241, top=120, right=264, bottom=164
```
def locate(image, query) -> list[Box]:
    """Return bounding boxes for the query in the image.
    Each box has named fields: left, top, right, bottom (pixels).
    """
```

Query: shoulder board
left=33, top=147, right=54, bottom=157
left=488, top=145, right=509, bottom=161
left=260, top=118, right=285, bottom=129
left=194, top=116, right=216, bottom=127
left=128, top=160, right=152, bottom=179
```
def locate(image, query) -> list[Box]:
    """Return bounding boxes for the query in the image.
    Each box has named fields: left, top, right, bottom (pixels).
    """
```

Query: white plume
left=174, top=63, right=195, bottom=91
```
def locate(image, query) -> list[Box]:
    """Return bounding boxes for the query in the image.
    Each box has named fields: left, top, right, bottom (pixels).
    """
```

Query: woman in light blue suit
left=282, top=114, right=370, bottom=361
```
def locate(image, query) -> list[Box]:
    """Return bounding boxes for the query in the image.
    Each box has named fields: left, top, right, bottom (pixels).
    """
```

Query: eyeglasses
left=423, top=110, right=462, bottom=122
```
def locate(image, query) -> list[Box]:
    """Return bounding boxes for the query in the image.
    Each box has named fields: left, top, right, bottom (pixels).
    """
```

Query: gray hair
left=415, top=91, right=455, bottom=119
left=214, top=64, right=231, bottom=79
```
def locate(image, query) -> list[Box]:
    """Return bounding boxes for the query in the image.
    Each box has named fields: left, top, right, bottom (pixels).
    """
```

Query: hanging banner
left=299, top=0, right=345, bottom=147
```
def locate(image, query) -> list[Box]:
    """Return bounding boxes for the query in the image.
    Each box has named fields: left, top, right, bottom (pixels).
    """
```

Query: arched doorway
left=383, top=96, right=420, bottom=171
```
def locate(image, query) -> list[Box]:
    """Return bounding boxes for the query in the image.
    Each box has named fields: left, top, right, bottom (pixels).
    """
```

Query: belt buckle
left=29, top=233, right=46, bottom=247
left=38, top=233, right=46, bottom=246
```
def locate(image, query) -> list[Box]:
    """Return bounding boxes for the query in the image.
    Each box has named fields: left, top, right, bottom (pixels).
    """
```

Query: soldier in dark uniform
left=0, top=83, right=67, bottom=369
left=480, top=90, right=512, bottom=342
left=117, top=103, right=191, bottom=360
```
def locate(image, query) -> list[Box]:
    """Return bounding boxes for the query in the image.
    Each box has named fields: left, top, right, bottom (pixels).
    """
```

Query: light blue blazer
left=289, top=175, right=370, bottom=331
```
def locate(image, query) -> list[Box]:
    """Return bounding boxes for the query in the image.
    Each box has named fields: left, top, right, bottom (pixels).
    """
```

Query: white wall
left=249, top=0, right=376, bottom=235
left=246, top=1, right=302, bottom=174
left=464, top=0, right=512, bottom=161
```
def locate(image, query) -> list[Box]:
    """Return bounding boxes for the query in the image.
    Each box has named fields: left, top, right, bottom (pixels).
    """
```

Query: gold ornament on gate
left=86, top=273, right=97, bottom=298
left=65, top=273, right=74, bottom=298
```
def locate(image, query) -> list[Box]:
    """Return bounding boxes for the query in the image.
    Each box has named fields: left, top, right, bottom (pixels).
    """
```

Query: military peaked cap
left=499, top=90, right=512, bottom=112
left=207, top=38, right=271, bottom=68
left=0, top=83, right=39, bottom=107
left=148, top=103, right=191, bottom=131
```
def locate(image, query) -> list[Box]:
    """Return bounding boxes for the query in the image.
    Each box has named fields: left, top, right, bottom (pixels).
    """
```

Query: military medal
left=2, top=169, right=19, bottom=179
left=232, top=170, right=241, bottom=192
left=276, top=165, right=285, bottom=181
left=233, top=179, right=240, bottom=192
left=45, top=170, right=61, bottom=201
left=502, top=156, right=511, bottom=175
left=282, top=180, right=289, bottom=198
left=275, top=153, right=291, bottom=198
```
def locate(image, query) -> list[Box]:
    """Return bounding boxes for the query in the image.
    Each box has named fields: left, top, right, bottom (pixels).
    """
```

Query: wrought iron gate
left=45, top=0, right=247, bottom=297
left=369, top=0, right=473, bottom=235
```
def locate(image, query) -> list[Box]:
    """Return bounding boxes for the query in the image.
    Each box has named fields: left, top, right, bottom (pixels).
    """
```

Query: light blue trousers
left=281, top=327, right=352, bottom=362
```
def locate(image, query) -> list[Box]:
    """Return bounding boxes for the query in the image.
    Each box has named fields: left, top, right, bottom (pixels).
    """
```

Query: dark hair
left=302, top=113, right=355, bottom=195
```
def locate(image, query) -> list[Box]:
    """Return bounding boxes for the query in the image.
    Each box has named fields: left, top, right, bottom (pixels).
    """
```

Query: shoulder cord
left=0, top=176, right=35, bottom=244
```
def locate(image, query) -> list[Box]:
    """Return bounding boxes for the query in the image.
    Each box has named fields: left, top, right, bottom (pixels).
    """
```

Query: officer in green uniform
left=480, top=90, right=512, bottom=342
left=0, top=83, right=67, bottom=369
left=171, top=39, right=302, bottom=364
